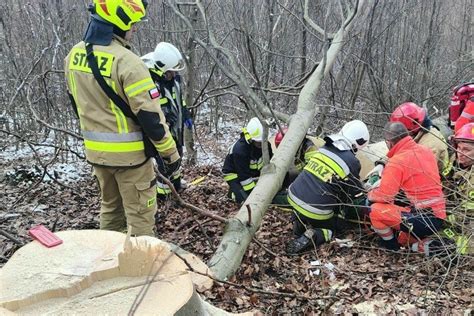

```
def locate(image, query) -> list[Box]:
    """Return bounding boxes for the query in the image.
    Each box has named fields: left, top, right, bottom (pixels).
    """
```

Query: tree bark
left=208, top=0, right=366, bottom=281
left=183, top=7, right=199, bottom=166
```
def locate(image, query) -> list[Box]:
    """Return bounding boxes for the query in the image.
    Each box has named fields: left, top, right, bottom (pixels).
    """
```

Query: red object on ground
left=28, top=225, right=63, bottom=248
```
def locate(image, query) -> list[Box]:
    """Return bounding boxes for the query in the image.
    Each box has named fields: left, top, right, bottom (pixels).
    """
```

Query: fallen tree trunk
left=208, top=1, right=367, bottom=281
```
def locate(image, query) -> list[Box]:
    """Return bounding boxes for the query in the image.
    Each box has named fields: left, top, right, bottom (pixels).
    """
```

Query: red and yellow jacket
left=368, top=136, right=446, bottom=219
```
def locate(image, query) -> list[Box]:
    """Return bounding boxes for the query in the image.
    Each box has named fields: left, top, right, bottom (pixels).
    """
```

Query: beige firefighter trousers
left=93, top=159, right=157, bottom=236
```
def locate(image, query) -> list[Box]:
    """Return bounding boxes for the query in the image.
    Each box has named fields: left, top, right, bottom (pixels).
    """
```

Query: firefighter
left=64, top=0, right=180, bottom=236
left=368, top=122, right=446, bottom=251
left=273, top=127, right=321, bottom=190
left=222, top=117, right=272, bottom=204
left=445, top=122, right=474, bottom=254
left=274, top=127, right=320, bottom=172
left=389, top=102, right=450, bottom=176
left=141, top=42, right=192, bottom=197
left=450, top=82, right=474, bottom=132
left=285, top=120, right=370, bottom=254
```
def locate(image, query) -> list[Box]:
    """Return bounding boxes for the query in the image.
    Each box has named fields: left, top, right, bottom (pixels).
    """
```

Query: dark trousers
left=226, top=178, right=249, bottom=204
left=400, top=212, right=444, bottom=238
left=292, top=212, right=336, bottom=237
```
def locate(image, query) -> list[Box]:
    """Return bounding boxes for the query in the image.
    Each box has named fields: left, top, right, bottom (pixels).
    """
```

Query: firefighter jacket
left=288, top=142, right=364, bottom=221
left=455, top=98, right=474, bottom=132
left=65, top=36, right=178, bottom=167
left=413, top=126, right=450, bottom=176
left=452, top=165, right=474, bottom=212
left=443, top=163, right=474, bottom=254
left=222, top=134, right=273, bottom=193
left=293, top=137, right=321, bottom=171
left=368, top=136, right=446, bottom=219
left=149, top=70, right=191, bottom=147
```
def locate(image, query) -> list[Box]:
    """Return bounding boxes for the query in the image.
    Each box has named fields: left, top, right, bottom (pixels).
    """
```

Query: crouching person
left=368, top=122, right=447, bottom=252
left=222, top=117, right=272, bottom=204
left=286, top=120, right=369, bottom=254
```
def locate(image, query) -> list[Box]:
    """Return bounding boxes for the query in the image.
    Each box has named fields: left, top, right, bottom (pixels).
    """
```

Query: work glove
left=165, top=112, right=178, bottom=127
left=184, top=118, right=193, bottom=129
left=164, top=157, right=181, bottom=178
left=366, top=163, right=384, bottom=179
left=364, top=178, right=381, bottom=191
left=364, top=173, right=381, bottom=191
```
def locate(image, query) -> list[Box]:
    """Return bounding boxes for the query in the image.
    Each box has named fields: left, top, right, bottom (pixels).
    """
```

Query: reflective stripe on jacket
left=149, top=70, right=191, bottom=147
left=455, top=98, right=474, bottom=132
left=65, top=37, right=178, bottom=167
left=368, top=136, right=446, bottom=219
left=222, top=135, right=272, bottom=192
left=294, top=137, right=321, bottom=171
left=289, top=143, right=363, bottom=219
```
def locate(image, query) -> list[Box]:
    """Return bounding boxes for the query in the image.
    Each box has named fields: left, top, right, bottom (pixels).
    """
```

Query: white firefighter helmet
left=141, top=42, right=185, bottom=72
left=340, top=120, right=370, bottom=150
left=245, top=117, right=264, bottom=142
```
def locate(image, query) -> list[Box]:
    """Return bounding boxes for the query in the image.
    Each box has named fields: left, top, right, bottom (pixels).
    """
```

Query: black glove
left=164, top=157, right=181, bottom=177
left=165, top=112, right=178, bottom=127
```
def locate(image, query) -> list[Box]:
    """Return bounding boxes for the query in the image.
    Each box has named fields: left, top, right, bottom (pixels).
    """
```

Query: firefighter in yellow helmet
left=64, top=0, right=180, bottom=236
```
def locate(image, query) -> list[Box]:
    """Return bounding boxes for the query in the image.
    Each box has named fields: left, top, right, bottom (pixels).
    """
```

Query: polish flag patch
left=149, top=87, right=160, bottom=99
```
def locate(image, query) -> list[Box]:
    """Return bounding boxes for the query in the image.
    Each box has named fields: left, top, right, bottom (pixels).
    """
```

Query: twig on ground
left=0, top=229, right=24, bottom=246
left=252, top=237, right=279, bottom=257
left=173, top=250, right=332, bottom=301
left=157, top=172, right=227, bottom=223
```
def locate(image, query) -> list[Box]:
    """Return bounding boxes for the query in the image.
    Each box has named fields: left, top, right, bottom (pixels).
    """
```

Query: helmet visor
left=356, top=138, right=367, bottom=147
left=169, top=59, right=186, bottom=72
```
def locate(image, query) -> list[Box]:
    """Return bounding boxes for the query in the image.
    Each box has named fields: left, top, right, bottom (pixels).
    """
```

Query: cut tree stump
left=0, top=230, right=255, bottom=316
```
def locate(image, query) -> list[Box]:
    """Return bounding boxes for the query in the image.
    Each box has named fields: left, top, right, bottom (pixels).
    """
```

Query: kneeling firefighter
left=286, top=120, right=369, bottom=254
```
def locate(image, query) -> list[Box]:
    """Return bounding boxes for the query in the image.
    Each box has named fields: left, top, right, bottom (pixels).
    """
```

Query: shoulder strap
left=85, top=43, right=138, bottom=125
left=85, top=43, right=160, bottom=160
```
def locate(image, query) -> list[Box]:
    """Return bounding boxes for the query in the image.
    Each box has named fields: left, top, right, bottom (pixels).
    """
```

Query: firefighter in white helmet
left=222, top=117, right=273, bottom=204
left=286, top=120, right=369, bottom=254
left=141, top=42, right=192, bottom=197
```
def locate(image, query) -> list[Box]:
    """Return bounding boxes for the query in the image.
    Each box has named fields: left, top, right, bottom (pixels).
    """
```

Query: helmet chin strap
left=112, top=25, right=126, bottom=39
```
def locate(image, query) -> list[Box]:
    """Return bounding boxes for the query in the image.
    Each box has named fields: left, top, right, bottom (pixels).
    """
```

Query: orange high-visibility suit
left=368, top=136, right=446, bottom=242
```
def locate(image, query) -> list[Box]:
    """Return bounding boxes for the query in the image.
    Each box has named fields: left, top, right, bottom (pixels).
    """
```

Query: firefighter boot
left=411, top=238, right=456, bottom=257
left=379, top=237, right=400, bottom=251
left=286, top=228, right=333, bottom=255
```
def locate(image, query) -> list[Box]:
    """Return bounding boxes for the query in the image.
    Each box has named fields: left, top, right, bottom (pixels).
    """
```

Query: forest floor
left=0, top=128, right=473, bottom=315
